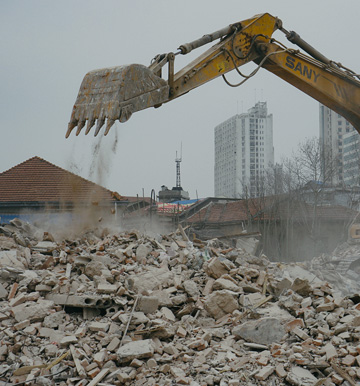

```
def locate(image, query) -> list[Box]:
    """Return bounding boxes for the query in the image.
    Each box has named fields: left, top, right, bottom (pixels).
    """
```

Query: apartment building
left=319, top=104, right=355, bottom=185
left=214, top=102, right=274, bottom=198
left=343, top=130, right=360, bottom=186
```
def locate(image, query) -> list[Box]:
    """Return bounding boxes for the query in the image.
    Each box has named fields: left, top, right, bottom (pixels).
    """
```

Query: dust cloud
left=34, top=126, right=123, bottom=240
left=88, top=128, right=119, bottom=188
left=27, top=125, right=171, bottom=240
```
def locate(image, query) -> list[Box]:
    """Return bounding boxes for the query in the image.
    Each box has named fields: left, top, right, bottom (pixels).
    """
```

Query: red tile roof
left=252, top=200, right=360, bottom=222
left=185, top=197, right=359, bottom=225
left=0, top=156, right=122, bottom=203
left=185, top=200, right=250, bottom=224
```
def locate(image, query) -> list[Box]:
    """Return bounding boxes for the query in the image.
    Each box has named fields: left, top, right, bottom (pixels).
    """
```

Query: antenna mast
left=175, top=144, right=182, bottom=189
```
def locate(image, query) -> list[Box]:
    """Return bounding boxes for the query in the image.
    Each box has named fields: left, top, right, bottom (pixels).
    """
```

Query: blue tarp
left=169, top=199, right=200, bottom=205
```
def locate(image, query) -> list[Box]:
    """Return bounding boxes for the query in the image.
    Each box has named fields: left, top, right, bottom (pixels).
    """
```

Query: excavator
left=66, top=13, right=360, bottom=138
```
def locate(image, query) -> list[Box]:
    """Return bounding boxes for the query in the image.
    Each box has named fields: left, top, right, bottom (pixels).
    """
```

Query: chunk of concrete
left=232, top=317, right=286, bottom=345
left=213, top=278, right=240, bottom=292
left=117, top=339, right=154, bottom=363
left=84, top=260, right=108, bottom=279
left=204, top=290, right=238, bottom=319
left=119, top=312, right=149, bottom=326
left=0, top=250, right=26, bottom=269
left=151, top=290, right=173, bottom=307
left=286, top=366, right=317, bottom=386
left=204, top=257, right=235, bottom=279
left=269, top=278, right=292, bottom=297
left=136, top=244, right=150, bottom=260
left=96, top=284, right=117, bottom=294
left=38, top=327, right=65, bottom=343
left=316, top=302, right=335, bottom=312
left=11, top=300, right=54, bottom=322
left=0, top=282, right=8, bottom=299
left=107, top=337, right=121, bottom=352
left=45, top=293, right=113, bottom=308
left=32, top=241, right=57, bottom=254
left=324, top=342, right=337, bottom=360
left=88, top=322, right=109, bottom=332
left=136, top=296, right=159, bottom=314
left=239, top=292, right=266, bottom=307
left=60, top=335, right=78, bottom=347
left=183, top=280, right=200, bottom=298
left=255, top=366, right=274, bottom=381
left=236, top=237, right=259, bottom=255
left=291, top=278, right=312, bottom=296
left=160, top=307, right=176, bottom=322
left=43, top=311, right=66, bottom=328
left=126, top=267, right=173, bottom=293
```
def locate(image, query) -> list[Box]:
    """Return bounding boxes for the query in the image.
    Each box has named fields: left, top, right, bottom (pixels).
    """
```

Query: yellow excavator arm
left=66, top=13, right=360, bottom=137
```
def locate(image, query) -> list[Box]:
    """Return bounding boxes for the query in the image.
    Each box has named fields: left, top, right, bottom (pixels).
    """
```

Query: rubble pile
left=308, top=241, right=360, bottom=296
left=1, top=219, right=360, bottom=385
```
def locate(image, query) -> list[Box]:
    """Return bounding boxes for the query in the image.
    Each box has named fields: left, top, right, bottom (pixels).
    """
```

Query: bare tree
left=260, top=138, right=339, bottom=260
left=283, top=137, right=337, bottom=191
left=232, top=138, right=342, bottom=260
left=279, top=137, right=340, bottom=254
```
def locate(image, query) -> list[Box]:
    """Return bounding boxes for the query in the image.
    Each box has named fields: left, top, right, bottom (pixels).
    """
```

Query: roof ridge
left=0, top=156, right=44, bottom=176
left=33, top=157, right=117, bottom=197
left=0, top=156, right=122, bottom=202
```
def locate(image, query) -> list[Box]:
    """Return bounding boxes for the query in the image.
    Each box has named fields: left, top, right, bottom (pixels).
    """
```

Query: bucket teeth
left=85, top=118, right=96, bottom=135
left=94, top=118, right=105, bottom=137
left=66, top=121, right=77, bottom=138
left=104, top=119, right=115, bottom=136
left=119, top=105, right=133, bottom=123
left=76, top=121, right=86, bottom=136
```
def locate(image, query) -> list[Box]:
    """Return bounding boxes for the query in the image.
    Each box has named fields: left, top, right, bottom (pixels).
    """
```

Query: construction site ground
left=1, top=219, right=360, bottom=385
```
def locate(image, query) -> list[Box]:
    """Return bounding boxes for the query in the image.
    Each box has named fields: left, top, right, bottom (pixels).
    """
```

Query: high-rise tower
left=214, top=102, right=274, bottom=198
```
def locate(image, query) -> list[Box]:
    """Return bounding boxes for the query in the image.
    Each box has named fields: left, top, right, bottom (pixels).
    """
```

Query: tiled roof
left=253, top=200, right=359, bottom=222
left=185, top=200, right=251, bottom=224
left=185, top=197, right=359, bottom=225
left=0, top=156, right=122, bottom=203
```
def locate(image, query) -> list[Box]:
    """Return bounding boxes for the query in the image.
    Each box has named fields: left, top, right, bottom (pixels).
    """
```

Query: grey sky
left=1, top=1, right=359, bottom=199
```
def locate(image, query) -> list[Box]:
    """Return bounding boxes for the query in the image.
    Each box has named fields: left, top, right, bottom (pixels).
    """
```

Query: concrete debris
left=308, top=240, right=360, bottom=295
left=204, top=290, right=238, bottom=319
left=117, top=339, right=154, bottom=363
left=232, top=317, right=286, bottom=345
left=286, top=366, right=318, bottom=385
left=0, top=218, right=360, bottom=385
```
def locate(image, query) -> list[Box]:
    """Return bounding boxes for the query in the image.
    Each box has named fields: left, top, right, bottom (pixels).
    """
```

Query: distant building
left=343, top=130, right=360, bottom=186
left=214, top=102, right=274, bottom=198
left=182, top=196, right=359, bottom=261
left=319, top=104, right=356, bottom=185
left=158, top=152, right=189, bottom=203
left=0, top=156, right=123, bottom=224
left=158, top=185, right=190, bottom=203
left=300, top=184, right=360, bottom=210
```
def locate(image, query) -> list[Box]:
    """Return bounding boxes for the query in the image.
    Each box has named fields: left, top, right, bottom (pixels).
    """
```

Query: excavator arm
left=66, top=13, right=360, bottom=137
left=257, top=42, right=360, bottom=130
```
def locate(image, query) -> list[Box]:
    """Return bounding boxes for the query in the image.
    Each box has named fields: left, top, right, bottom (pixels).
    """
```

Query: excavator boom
left=257, top=43, right=360, bottom=130
left=67, top=13, right=360, bottom=137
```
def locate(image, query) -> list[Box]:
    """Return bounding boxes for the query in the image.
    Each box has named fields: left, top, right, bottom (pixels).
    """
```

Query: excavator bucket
left=66, top=64, right=170, bottom=137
